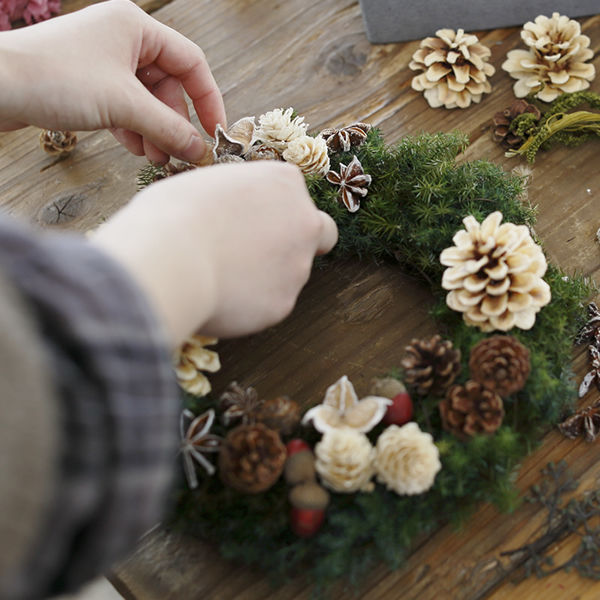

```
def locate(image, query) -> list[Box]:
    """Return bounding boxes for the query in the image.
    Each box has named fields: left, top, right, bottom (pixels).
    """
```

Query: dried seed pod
left=321, top=122, right=372, bottom=152
left=39, top=130, right=77, bottom=156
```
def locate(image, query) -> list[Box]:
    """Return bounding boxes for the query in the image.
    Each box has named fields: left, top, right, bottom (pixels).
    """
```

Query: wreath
left=136, top=108, right=594, bottom=591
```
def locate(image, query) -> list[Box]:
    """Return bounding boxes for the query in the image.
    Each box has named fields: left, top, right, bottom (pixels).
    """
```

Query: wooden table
left=3, top=1, right=600, bottom=598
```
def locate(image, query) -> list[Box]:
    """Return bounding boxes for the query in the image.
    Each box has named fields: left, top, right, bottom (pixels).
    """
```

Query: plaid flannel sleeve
left=0, top=216, right=180, bottom=599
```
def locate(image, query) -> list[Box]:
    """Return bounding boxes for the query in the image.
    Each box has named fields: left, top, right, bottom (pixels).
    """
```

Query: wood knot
left=39, top=193, right=88, bottom=225
left=322, top=40, right=368, bottom=76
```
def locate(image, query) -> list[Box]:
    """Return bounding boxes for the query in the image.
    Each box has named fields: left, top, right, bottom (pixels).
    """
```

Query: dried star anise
left=321, top=123, right=372, bottom=153
left=558, top=398, right=600, bottom=442
left=179, top=408, right=224, bottom=489
left=326, top=155, right=372, bottom=213
left=219, top=381, right=265, bottom=426
left=578, top=345, right=600, bottom=398
left=492, top=99, right=541, bottom=151
left=576, top=302, right=600, bottom=346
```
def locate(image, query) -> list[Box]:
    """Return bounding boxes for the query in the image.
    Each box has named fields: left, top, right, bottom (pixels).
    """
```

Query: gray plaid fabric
left=0, top=217, right=179, bottom=599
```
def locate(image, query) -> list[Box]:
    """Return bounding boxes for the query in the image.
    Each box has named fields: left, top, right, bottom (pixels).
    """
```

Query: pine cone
left=469, top=335, right=530, bottom=397
left=440, top=380, right=504, bottom=441
left=409, top=29, right=495, bottom=109
left=218, top=423, right=287, bottom=494
left=153, top=162, right=197, bottom=181
left=502, top=13, right=595, bottom=102
left=401, top=335, right=461, bottom=396
left=39, top=130, right=77, bottom=156
left=320, top=123, right=372, bottom=153
left=493, top=99, right=541, bottom=150
left=245, top=144, right=283, bottom=161
left=440, top=211, right=551, bottom=332
left=255, top=396, right=301, bottom=435
left=282, top=134, right=330, bottom=176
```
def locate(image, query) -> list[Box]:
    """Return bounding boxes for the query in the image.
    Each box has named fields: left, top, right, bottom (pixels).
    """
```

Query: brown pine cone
left=218, top=423, right=287, bottom=494
left=39, top=130, right=77, bottom=156
left=401, top=334, right=462, bottom=396
left=255, top=396, right=301, bottom=435
left=492, top=99, right=541, bottom=150
left=439, top=380, right=504, bottom=441
left=469, top=335, right=530, bottom=397
left=153, top=162, right=197, bottom=181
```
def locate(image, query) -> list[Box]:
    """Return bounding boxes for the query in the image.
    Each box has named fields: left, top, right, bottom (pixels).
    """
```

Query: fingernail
left=181, top=134, right=206, bottom=163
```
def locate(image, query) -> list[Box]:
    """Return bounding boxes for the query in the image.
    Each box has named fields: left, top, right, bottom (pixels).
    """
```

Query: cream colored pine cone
left=314, top=428, right=375, bottom=493
left=409, top=28, right=495, bottom=109
left=440, top=211, right=551, bottom=332
left=253, top=108, right=308, bottom=150
left=282, top=134, right=330, bottom=176
left=502, top=13, right=595, bottom=102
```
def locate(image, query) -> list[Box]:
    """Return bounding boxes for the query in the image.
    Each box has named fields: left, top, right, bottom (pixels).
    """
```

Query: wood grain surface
left=2, top=0, right=600, bottom=598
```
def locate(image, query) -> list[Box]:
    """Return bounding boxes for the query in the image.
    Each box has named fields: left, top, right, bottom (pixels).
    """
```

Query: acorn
left=291, top=507, right=326, bottom=538
left=382, top=391, right=413, bottom=426
left=284, top=450, right=316, bottom=486
left=289, top=481, right=330, bottom=511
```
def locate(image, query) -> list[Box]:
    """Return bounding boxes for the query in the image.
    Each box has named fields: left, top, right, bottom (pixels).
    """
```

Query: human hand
left=0, top=0, right=225, bottom=165
left=90, top=161, right=338, bottom=347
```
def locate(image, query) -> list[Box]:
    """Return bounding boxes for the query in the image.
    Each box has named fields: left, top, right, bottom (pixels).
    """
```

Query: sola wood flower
left=321, top=123, right=372, bottom=153
left=374, top=423, right=441, bottom=495
left=282, top=134, right=330, bottom=176
left=302, top=375, right=391, bottom=433
left=174, top=335, right=220, bottom=397
left=440, top=211, right=551, bottom=332
left=253, top=108, right=308, bottom=150
left=502, top=13, right=596, bottom=102
left=559, top=398, right=600, bottom=442
left=314, top=427, right=375, bottom=493
left=578, top=345, right=600, bottom=398
left=179, top=408, right=224, bottom=489
left=326, top=156, right=372, bottom=213
left=409, top=28, right=495, bottom=109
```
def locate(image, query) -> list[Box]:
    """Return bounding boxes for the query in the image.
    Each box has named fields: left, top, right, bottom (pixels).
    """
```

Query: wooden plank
left=1, top=0, right=600, bottom=598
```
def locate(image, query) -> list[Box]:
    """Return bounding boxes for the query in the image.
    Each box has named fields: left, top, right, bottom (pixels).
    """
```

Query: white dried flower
left=314, top=427, right=375, bottom=493
left=174, top=335, right=220, bottom=397
left=253, top=108, right=308, bottom=149
left=440, top=211, right=551, bottom=332
left=282, top=134, right=330, bottom=176
left=374, top=423, right=441, bottom=495
left=502, top=13, right=595, bottom=102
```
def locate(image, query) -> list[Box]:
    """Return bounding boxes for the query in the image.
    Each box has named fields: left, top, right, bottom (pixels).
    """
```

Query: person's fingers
left=109, top=128, right=145, bottom=156
left=315, top=211, right=339, bottom=256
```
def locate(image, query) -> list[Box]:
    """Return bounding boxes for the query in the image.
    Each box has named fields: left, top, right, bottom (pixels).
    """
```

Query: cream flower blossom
left=314, top=427, right=375, bottom=493
left=302, top=375, right=392, bottom=433
left=174, top=335, right=221, bottom=397
left=282, top=134, right=330, bottom=176
left=374, top=423, right=441, bottom=495
left=502, top=13, right=595, bottom=102
left=253, top=108, right=308, bottom=150
left=440, top=211, right=551, bottom=332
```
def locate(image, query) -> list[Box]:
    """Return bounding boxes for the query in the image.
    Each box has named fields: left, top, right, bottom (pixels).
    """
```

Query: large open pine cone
left=218, top=423, right=287, bottom=494
left=440, top=211, right=551, bottom=332
left=409, top=28, right=495, bottom=109
left=469, top=335, right=530, bottom=397
left=401, top=335, right=461, bottom=396
left=502, top=13, right=595, bottom=102
left=440, top=380, right=504, bottom=441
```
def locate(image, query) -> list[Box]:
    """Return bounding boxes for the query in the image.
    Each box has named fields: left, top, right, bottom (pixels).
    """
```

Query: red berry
left=286, top=438, right=311, bottom=456
left=382, top=391, right=413, bottom=426
left=290, top=507, right=325, bottom=538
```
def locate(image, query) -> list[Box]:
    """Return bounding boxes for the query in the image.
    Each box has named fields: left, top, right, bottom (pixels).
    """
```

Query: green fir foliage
left=170, top=129, right=593, bottom=592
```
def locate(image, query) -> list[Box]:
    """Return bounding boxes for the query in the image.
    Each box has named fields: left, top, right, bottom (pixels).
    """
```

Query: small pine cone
left=469, top=335, right=530, bottom=397
left=218, top=423, right=287, bottom=494
left=39, top=130, right=77, bottom=156
left=255, top=396, right=301, bottom=435
left=282, top=135, right=330, bottom=176
left=401, top=335, right=461, bottom=396
left=440, top=380, right=504, bottom=441
left=493, top=99, right=541, bottom=150
left=245, top=144, right=283, bottom=161
left=320, top=123, right=372, bottom=153
left=154, top=162, right=197, bottom=181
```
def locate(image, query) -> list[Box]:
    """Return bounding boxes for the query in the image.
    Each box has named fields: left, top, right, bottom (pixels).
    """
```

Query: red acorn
left=382, top=391, right=413, bottom=426
left=286, top=438, right=311, bottom=456
left=291, top=507, right=326, bottom=538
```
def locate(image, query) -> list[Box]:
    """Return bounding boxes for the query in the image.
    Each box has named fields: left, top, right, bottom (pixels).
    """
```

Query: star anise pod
left=576, top=302, right=600, bottom=346
left=219, top=381, right=265, bottom=426
left=179, top=408, right=225, bottom=489
left=320, top=123, right=372, bottom=153
left=558, top=398, right=600, bottom=442
left=578, top=345, right=600, bottom=398
left=326, top=155, right=372, bottom=213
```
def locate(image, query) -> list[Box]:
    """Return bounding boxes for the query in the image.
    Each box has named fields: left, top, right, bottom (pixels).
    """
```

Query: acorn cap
left=289, top=481, right=330, bottom=511
left=369, top=376, right=406, bottom=399
left=284, top=450, right=316, bottom=486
